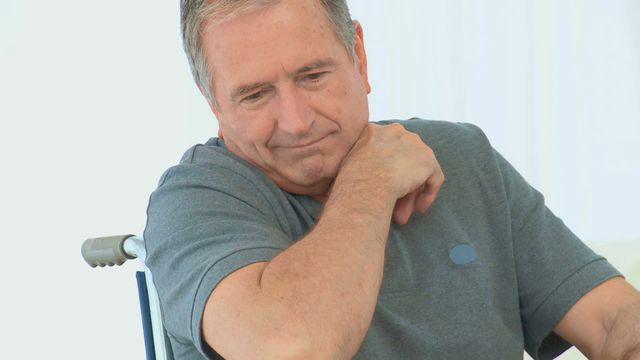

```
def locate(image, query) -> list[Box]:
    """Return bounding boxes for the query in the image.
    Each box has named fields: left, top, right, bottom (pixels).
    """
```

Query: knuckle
left=408, top=132, right=421, bottom=142
left=424, top=146, right=435, bottom=156
left=387, top=123, right=405, bottom=134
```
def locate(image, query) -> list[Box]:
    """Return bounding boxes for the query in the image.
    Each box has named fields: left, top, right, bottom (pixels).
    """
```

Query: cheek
left=335, top=79, right=369, bottom=127
left=321, top=80, right=352, bottom=117
left=224, top=112, right=276, bottom=144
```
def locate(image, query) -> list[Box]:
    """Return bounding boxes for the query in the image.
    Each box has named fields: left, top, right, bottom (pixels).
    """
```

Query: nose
left=276, top=86, right=313, bottom=136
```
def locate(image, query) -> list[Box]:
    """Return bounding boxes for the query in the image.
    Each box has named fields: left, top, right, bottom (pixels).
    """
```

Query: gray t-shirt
left=144, top=119, right=621, bottom=359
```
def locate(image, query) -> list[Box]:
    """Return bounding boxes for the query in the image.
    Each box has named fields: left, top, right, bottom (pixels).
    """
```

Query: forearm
left=256, top=178, right=395, bottom=359
left=200, top=124, right=443, bottom=359
left=599, top=299, right=640, bottom=360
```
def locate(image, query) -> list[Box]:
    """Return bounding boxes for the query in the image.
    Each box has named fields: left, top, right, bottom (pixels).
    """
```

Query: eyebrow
left=295, top=58, right=337, bottom=75
left=230, top=58, right=338, bottom=102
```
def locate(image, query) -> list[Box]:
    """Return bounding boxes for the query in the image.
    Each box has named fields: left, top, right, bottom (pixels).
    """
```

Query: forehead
left=201, top=0, right=349, bottom=96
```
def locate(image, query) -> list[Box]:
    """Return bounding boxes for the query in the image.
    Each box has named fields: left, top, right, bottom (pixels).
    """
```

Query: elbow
left=204, top=324, right=315, bottom=360
left=216, top=332, right=356, bottom=360
left=259, top=335, right=315, bottom=360
left=207, top=333, right=313, bottom=360
left=261, top=331, right=351, bottom=360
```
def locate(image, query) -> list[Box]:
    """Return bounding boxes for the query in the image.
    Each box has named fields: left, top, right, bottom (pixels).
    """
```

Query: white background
left=1, top=0, right=638, bottom=358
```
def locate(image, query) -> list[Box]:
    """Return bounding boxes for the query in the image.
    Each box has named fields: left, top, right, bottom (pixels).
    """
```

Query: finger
left=415, top=184, right=430, bottom=213
left=416, top=190, right=435, bottom=214
left=416, top=166, right=445, bottom=213
left=393, top=190, right=418, bottom=225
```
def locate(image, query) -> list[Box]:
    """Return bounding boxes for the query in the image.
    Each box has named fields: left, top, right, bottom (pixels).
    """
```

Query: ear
left=352, top=20, right=371, bottom=94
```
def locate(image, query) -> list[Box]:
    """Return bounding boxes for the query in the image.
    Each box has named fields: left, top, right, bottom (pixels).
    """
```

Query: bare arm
left=202, top=123, right=444, bottom=359
left=601, top=296, right=640, bottom=359
left=554, top=277, right=640, bottom=359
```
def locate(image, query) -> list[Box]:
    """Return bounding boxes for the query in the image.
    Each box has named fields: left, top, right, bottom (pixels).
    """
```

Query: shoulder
left=375, top=118, right=490, bottom=152
left=375, top=118, right=496, bottom=171
left=158, top=139, right=265, bottom=188
left=147, top=138, right=287, bottom=228
left=153, top=139, right=282, bottom=205
left=375, top=118, right=488, bottom=145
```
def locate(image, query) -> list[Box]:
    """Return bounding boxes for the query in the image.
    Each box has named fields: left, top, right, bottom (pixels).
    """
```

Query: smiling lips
left=281, top=134, right=330, bottom=149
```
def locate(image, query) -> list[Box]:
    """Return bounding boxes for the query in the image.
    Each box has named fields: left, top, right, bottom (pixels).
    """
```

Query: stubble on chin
left=269, top=153, right=335, bottom=195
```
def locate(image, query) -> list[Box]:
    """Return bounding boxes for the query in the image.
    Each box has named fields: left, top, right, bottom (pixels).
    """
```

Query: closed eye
left=301, top=71, right=328, bottom=83
left=242, top=89, right=270, bottom=105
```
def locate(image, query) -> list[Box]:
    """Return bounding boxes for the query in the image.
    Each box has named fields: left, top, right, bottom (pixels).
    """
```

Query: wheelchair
left=82, top=235, right=173, bottom=360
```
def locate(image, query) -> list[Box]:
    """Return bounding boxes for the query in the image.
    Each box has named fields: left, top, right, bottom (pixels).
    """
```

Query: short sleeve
left=143, top=149, right=294, bottom=359
left=495, top=149, right=622, bottom=359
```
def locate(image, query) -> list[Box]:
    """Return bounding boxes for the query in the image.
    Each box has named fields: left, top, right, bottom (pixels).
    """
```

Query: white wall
left=350, top=0, right=640, bottom=243
left=1, top=0, right=638, bottom=358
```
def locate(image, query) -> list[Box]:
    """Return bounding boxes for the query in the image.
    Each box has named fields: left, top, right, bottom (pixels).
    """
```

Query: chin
left=272, top=150, right=344, bottom=194
left=277, top=164, right=334, bottom=195
left=295, top=168, right=332, bottom=188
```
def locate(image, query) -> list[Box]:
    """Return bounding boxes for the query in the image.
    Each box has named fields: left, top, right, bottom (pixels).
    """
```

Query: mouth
left=281, top=134, right=330, bottom=149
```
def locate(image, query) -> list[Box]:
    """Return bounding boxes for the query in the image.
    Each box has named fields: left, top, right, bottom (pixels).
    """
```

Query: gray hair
left=180, top=0, right=355, bottom=106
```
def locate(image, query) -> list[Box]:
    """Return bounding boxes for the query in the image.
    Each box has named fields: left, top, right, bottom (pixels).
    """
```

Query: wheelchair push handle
left=82, top=234, right=137, bottom=267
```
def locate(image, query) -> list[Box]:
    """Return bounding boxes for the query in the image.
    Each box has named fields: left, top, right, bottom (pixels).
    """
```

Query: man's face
left=202, top=0, right=371, bottom=198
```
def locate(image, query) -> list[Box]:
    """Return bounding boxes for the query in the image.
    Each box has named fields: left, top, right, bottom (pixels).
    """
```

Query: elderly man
left=144, top=0, right=640, bottom=359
